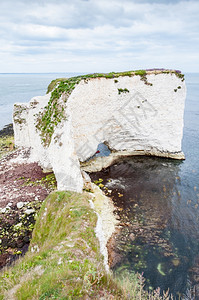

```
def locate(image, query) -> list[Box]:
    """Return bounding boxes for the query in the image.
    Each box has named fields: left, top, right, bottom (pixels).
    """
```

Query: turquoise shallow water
left=90, top=73, right=199, bottom=298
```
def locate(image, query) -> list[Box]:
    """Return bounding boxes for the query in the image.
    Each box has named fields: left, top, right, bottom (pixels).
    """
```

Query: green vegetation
left=0, top=172, right=57, bottom=257
left=174, top=85, right=182, bottom=93
left=161, top=70, right=185, bottom=82
left=118, top=88, right=129, bottom=95
left=134, top=70, right=153, bottom=86
left=0, top=191, right=121, bottom=299
left=46, top=78, right=69, bottom=94
left=35, top=86, right=68, bottom=147
left=134, top=70, right=147, bottom=76
left=173, top=72, right=185, bottom=82
left=0, top=135, right=14, bottom=159
left=13, top=104, right=28, bottom=125
left=0, top=191, right=171, bottom=299
left=22, top=173, right=57, bottom=190
left=0, top=200, right=41, bottom=255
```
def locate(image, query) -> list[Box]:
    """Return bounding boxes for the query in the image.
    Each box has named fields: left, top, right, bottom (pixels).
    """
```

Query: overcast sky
left=0, top=0, right=198, bottom=73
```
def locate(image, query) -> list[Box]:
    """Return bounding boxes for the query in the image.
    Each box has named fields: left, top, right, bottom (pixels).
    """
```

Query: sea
left=0, top=73, right=81, bottom=130
left=0, top=72, right=199, bottom=298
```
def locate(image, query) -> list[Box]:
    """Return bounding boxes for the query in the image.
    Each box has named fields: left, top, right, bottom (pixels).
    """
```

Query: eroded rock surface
left=13, top=70, right=186, bottom=192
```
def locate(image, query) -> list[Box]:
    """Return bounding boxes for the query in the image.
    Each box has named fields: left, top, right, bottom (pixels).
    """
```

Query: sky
left=0, top=0, right=199, bottom=73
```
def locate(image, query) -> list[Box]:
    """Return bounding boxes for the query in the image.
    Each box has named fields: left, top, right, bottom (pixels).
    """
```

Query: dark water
left=90, top=73, right=199, bottom=298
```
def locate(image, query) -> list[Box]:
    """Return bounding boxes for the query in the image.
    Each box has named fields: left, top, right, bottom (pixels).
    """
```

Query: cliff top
left=47, top=69, right=184, bottom=93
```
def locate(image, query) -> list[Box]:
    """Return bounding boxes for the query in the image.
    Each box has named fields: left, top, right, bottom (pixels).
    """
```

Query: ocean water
left=0, top=73, right=81, bottom=130
left=90, top=73, right=199, bottom=298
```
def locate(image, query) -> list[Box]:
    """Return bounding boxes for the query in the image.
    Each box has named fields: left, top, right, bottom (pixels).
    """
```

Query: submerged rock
left=172, top=258, right=180, bottom=267
left=129, top=233, right=136, bottom=241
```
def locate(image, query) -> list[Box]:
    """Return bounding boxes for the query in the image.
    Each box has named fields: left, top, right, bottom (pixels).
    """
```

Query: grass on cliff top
left=46, top=69, right=183, bottom=94
left=0, top=191, right=170, bottom=299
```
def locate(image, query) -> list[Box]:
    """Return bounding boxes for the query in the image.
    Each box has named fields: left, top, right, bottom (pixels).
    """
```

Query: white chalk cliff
left=13, top=70, right=186, bottom=192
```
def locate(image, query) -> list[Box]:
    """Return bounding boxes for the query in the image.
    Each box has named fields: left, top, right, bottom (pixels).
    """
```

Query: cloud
left=0, top=0, right=198, bottom=72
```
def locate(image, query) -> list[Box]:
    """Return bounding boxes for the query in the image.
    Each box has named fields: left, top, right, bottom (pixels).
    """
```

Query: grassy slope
left=0, top=191, right=124, bottom=299
left=0, top=191, right=170, bottom=300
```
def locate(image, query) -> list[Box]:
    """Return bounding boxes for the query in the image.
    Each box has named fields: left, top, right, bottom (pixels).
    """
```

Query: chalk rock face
left=13, top=71, right=186, bottom=192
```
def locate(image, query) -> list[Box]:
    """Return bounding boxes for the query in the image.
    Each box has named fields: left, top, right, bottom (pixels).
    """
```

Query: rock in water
left=13, top=70, right=186, bottom=192
left=129, top=233, right=136, bottom=241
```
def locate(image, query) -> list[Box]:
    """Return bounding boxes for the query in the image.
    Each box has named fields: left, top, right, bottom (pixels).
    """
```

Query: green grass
left=0, top=191, right=172, bottom=299
left=23, top=173, right=57, bottom=190
left=0, top=135, right=14, bottom=159
left=0, top=191, right=122, bottom=299
left=134, top=70, right=147, bottom=76
left=46, top=78, right=68, bottom=94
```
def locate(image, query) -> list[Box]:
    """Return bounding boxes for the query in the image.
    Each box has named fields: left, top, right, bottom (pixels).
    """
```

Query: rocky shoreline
left=0, top=124, right=118, bottom=273
left=0, top=125, right=56, bottom=269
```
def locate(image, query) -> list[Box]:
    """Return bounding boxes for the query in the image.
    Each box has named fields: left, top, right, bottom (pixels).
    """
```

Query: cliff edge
left=13, top=70, right=186, bottom=192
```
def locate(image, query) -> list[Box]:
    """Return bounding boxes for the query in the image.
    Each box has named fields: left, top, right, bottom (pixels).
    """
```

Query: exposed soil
left=0, top=143, right=56, bottom=269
